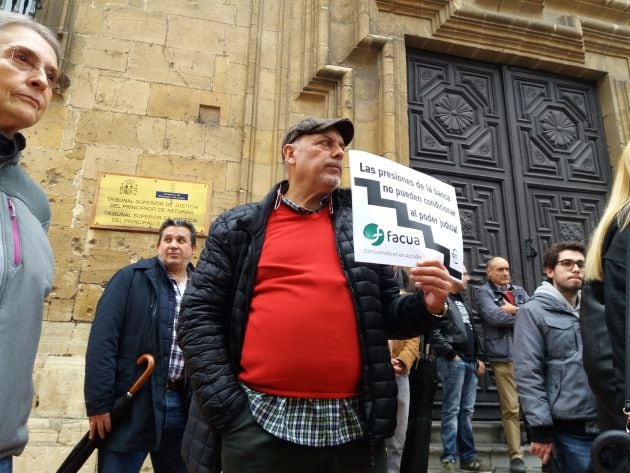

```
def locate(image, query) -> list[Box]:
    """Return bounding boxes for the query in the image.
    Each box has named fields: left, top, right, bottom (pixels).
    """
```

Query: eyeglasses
left=3, top=45, right=59, bottom=89
left=556, top=259, right=585, bottom=271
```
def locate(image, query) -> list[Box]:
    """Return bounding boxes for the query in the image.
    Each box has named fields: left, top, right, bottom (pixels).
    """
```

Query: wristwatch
left=431, top=302, right=448, bottom=318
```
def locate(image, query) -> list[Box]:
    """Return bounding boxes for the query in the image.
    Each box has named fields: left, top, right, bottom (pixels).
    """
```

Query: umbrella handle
left=127, top=354, right=156, bottom=396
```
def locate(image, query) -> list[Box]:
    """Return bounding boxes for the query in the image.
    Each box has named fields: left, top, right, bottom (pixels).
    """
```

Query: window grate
left=0, top=0, right=39, bottom=16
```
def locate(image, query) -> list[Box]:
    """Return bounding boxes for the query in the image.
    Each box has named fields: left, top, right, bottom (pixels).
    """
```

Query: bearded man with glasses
left=0, top=11, right=61, bottom=473
left=513, top=241, right=599, bottom=473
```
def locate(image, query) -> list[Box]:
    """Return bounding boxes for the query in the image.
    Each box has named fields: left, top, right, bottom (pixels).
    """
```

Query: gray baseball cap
left=281, top=117, right=354, bottom=148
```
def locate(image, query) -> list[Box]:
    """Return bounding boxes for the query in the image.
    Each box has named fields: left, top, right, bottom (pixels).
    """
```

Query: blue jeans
left=0, top=456, right=12, bottom=473
left=552, top=432, right=596, bottom=473
left=438, top=357, right=478, bottom=463
left=98, top=390, right=187, bottom=473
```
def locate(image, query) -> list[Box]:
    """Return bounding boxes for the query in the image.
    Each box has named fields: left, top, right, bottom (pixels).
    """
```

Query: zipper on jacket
left=7, top=198, right=21, bottom=266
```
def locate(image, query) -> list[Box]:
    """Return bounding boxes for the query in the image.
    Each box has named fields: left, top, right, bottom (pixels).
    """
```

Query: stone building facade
left=11, top=0, right=630, bottom=471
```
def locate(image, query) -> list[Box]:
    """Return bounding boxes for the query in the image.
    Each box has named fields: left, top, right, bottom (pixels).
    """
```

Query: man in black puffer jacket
left=178, top=117, right=451, bottom=473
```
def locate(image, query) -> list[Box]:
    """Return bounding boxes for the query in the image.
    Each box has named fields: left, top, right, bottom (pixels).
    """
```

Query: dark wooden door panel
left=407, top=50, right=611, bottom=420
left=407, top=51, right=523, bottom=282
left=503, top=67, right=611, bottom=287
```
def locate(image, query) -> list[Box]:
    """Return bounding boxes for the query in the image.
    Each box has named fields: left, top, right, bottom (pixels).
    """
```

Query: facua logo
left=363, top=223, right=423, bottom=247
left=363, top=223, right=385, bottom=246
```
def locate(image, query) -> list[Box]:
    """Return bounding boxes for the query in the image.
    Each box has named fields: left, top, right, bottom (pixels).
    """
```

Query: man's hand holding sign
left=349, top=149, right=463, bottom=313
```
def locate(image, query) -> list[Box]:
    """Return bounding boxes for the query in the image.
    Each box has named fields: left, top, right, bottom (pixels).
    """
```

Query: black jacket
left=178, top=182, right=438, bottom=448
left=429, top=292, right=482, bottom=361
left=84, top=256, right=180, bottom=451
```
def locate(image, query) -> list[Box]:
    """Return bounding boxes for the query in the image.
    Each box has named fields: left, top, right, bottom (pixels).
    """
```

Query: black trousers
left=221, top=408, right=387, bottom=473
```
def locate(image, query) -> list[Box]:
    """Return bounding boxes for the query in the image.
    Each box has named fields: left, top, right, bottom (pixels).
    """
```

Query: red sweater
left=238, top=204, right=362, bottom=398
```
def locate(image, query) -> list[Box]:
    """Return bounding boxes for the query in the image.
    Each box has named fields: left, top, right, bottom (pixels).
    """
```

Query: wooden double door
left=407, top=49, right=611, bottom=418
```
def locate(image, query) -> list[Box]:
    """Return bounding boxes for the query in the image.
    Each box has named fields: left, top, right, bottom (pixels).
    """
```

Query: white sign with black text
left=349, top=150, right=464, bottom=280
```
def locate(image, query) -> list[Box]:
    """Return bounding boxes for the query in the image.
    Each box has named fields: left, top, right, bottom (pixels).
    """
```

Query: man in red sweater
left=178, top=117, right=452, bottom=473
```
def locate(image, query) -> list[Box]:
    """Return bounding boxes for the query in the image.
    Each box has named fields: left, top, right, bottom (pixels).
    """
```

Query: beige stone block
left=87, top=228, right=157, bottom=256
left=57, top=419, right=90, bottom=446
left=103, top=6, right=168, bottom=44
left=225, top=25, right=249, bottom=63
left=147, top=84, right=202, bottom=121
left=253, top=97, right=276, bottom=131
left=227, top=94, right=246, bottom=127
left=33, top=356, right=86, bottom=418
left=76, top=111, right=166, bottom=153
left=164, top=120, right=205, bottom=156
left=79, top=36, right=131, bottom=72
left=210, top=190, right=240, bottom=219
left=65, top=33, right=87, bottom=66
left=95, top=77, right=150, bottom=114
left=15, top=444, right=97, bottom=473
left=48, top=195, right=76, bottom=227
left=127, top=43, right=188, bottom=86
left=250, top=162, right=273, bottom=197
left=66, top=323, right=92, bottom=356
left=136, top=116, right=167, bottom=153
left=140, top=156, right=223, bottom=195
left=46, top=298, right=74, bottom=322
left=84, top=145, right=140, bottom=180
left=50, top=269, right=79, bottom=300
left=168, top=50, right=215, bottom=89
left=222, top=61, right=248, bottom=95
left=19, top=148, right=81, bottom=198
left=93, top=0, right=126, bottom=7
left=146, top=0, right=236, bottom=21
left=48, top=225, right=84, bottom=272
left=166, top=17, right=224, bottom=54
left=204, top=126, right=243, bottom=162
left=80, top=248, right=134, bottom=284
left=74, top=283, right=104, bottom=322
left=65, top=64, right=99, bottom=110
left=37, top=321, right=90, bottom=356
left=251, top=129, right=275, bottom=164
left=212, top=56, right=229, bottom=92
left=23, top=101, right=68, bottom=149
left=73, top=4, right=105, bottom=35
left=225, top=161, right=241, bottom=192
left=584, top=51, right=630, bottom=81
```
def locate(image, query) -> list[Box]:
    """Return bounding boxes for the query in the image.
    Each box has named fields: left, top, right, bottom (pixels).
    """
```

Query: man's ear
left=282, top=144, right=295, bottom=164
left=543, top=266, right=555, bottom=280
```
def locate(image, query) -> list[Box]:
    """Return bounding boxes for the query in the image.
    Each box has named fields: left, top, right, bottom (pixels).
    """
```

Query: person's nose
left=331, top=142, right=344, bottom=160
left=28, top=67, right=49, bottom=91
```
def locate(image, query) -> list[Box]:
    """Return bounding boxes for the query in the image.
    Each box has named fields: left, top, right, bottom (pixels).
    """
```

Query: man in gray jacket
left=513, top=241, right=598, bottom=473
left=474, top=257, right=528, bottom=473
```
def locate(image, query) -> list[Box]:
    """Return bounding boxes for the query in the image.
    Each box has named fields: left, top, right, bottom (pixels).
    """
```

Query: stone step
left=427, top=420, right=543, bottom=472
left=430, top=420, right=508, bottom=444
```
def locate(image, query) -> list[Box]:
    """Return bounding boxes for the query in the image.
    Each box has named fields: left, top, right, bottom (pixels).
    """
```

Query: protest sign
left=349, top=150, right=463, bottom=280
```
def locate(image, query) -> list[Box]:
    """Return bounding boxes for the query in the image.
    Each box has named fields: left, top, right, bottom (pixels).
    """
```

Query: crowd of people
left=2, top=9, right=630, bottom=473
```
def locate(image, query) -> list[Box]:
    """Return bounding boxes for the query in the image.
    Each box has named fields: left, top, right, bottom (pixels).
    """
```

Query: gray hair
left=0, top=12, right=61, bottom=67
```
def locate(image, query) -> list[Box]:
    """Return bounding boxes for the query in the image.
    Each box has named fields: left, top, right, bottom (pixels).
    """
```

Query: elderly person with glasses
left=0, top=11, right=60, bottom=473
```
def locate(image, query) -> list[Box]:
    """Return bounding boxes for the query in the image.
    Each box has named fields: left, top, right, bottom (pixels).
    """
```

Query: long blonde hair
left=585, top=143, right=630, bottom=281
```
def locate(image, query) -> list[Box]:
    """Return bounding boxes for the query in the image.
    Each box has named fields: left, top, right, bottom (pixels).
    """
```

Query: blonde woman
left=583, top=143, right=630, bottom=431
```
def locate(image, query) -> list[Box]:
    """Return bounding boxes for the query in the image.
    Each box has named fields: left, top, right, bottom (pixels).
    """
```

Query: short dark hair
left=542, top=241, right=585, bottom=270
left=157, top=219, right=197, bottom=247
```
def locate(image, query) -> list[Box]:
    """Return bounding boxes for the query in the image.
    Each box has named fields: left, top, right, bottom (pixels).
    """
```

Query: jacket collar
left=0, top=132, right=25, bottom=168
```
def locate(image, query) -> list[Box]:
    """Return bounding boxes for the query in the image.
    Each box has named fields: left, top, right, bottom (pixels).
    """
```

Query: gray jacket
left=474, top=280, right=529, bottom=362
left=0, top=133, right=54, bottom=459
left=513, top=282, right=598, bottom=443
